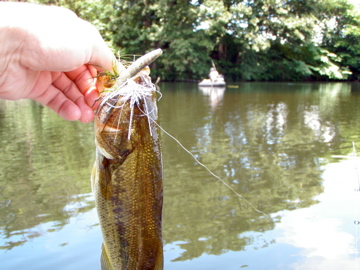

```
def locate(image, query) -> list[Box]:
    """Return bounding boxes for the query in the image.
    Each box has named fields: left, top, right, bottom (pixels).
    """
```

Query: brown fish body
left=92, top=71, right=163, bottom=270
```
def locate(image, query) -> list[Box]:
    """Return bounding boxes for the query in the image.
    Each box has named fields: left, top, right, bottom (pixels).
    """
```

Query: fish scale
left=91, top=49, right=163, bottom=270
left=92, top=93, right=163, bottom=270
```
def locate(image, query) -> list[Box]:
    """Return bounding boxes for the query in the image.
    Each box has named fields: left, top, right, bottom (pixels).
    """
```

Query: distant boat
left=198, top=77, right=226, bottom=87
left=198, top=64, right=226, bottom=87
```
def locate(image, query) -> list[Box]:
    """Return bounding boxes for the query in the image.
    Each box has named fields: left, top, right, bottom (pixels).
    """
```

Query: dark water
left=1, top=82, right=360, bottom=269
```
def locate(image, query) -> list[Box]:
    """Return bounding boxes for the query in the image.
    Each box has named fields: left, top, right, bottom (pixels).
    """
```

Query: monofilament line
left=151, top=118, right=273, bottom=222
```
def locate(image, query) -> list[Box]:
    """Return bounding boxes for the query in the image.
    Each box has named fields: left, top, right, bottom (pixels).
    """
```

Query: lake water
left=1, top=82, right=360, bottom=270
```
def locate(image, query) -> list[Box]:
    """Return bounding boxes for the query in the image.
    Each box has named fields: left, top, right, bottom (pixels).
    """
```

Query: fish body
left=91, top=50, right=163, bottom=270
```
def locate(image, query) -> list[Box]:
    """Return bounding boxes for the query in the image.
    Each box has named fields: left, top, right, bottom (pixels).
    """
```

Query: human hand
left=0, top=2, right=114, bottom=123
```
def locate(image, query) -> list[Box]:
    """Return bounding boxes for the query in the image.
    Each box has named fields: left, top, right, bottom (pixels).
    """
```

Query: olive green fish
left=91, top=49, right=163, bottom=270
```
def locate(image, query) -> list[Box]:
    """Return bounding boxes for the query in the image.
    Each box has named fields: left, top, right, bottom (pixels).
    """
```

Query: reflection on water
left=1, top=82, right=360, bottom=269
left=0, top=100, right=96, bottom=251
left=198, top=86, right=225, bottom=109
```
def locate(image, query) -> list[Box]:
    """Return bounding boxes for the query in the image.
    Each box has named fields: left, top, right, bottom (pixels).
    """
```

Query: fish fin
left=90, top=162, right=97, bottom=194
left=154, top=244, right=164, bottom=270
left=100, top=244, right=113, bottom=270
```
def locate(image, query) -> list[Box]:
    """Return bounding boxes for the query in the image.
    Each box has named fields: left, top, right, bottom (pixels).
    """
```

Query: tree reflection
left=0, top=100, right=95, bottom=250
left=1, top=82, right=359, bottom=261
left=160, top=82, right=357, bottom=261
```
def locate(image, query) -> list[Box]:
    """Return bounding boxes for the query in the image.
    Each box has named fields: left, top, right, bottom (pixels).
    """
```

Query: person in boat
left=209, top=67, right=220, bottom=82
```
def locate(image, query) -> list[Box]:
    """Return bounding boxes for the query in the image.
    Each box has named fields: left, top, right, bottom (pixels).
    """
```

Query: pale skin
left=0, top=2, right=114, bottom=123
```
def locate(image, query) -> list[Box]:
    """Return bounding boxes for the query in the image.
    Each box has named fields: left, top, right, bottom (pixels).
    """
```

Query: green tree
left=105, top=0, right=215, bottom=80
left=31, top=0, right=360, bottom=81
left=319, top=0, right=360, bottom=80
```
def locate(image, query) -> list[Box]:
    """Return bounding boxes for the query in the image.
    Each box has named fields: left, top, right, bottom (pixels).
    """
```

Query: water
left=1, top=82, right=360, bottom=269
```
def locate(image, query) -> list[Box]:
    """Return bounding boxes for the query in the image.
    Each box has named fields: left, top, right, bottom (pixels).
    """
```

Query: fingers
left=54, top=69, right=97, bottom=123
left=51, top=96, right=94, bottom=123
left=32, top=82, right=83, bottom=122
left=43, top=88, right=95, bottom=123
left=32, top=70, right=96, bottom=123
left=57, top=99, right=82, bottom=121
left=65, top=65, right=100, bottom=109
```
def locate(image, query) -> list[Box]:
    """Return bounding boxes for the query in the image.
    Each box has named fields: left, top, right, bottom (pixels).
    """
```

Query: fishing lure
left=96, top=49, right=162, bottom=126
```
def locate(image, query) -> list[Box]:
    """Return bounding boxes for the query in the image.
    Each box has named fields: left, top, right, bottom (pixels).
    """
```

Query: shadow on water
left=0, top=82, right=360, bottom=269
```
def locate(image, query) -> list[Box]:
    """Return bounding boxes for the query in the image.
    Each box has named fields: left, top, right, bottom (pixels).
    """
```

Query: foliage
left=319, top=0, right=360, bottom=80
left=32, top=0, right=360, bottom=81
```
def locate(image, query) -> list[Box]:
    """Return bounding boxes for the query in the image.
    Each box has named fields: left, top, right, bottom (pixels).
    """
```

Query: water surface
left=1, top=82, right=360, bottom=269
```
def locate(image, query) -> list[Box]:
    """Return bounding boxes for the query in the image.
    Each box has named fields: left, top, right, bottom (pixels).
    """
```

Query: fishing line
left=124, top=80, right=273, bottom=222
left=97, top=46, right=272, bottom=222
left=149, top=117, right=273, bottom=222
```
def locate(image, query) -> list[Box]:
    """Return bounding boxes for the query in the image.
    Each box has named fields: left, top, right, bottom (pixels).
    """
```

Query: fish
left=91, top=49, right=163, bottom=270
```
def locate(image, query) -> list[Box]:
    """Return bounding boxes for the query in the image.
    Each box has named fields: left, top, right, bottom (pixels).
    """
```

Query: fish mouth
left=96, top=72, right=159, bottom=141
left=95, top=48, right=163, bottom=129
